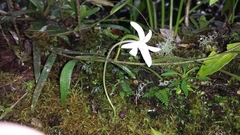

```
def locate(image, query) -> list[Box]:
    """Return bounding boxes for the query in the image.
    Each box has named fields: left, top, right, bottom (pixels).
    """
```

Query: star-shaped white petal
left=121, top=21, right=160, bottom=67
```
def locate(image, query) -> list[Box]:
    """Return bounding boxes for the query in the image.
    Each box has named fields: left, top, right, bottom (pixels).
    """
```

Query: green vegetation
left=0, top=0, right=240, bottom=134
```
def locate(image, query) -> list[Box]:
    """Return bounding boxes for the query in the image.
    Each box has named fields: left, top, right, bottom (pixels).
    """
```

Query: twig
left=0, top=92, right=28, bottom=119
left=6, top=0, right=22, bottom=47
left=76, top=0, right=81, bottom=41
left=185, top=0, right=192, bottom=27
left=179, top=0, right=207, bottom=24
left=59, top=0, right=64, bottom=20
left=127, top=3, right=156, bottom=34
left=0, top=25, right=11, bottom=46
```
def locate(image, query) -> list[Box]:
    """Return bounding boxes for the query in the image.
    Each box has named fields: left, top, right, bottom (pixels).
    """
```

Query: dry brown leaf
left=160, top=28, right=182, bottom=43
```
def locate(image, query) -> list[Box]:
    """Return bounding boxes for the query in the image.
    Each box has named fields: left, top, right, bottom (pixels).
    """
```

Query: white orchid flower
left=121, top=21, right=160, bottom=67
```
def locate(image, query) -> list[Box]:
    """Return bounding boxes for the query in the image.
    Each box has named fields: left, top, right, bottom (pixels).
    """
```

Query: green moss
left=1, top=27, right=240, bottom=134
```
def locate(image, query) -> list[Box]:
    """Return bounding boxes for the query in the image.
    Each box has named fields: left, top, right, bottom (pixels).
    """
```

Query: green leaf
left=29, top=0, right=44, bottom=13
left=113, top=63, right=136, bottom=79
left=151, top=128, right=164, bottom=135
left=199, top=15, right=215, bottom=30
left=197, top=42, right=240, bottom=77
left=31, top=53, right=57, bottom=112
left=143, top=86, right=159, bottom=98
left=181, top=79, right=188, bottom=96
left=182, top=64, right=188, bottom=75
left=186, top=67, right=199, bottom=76
left=103, top=29, right=119, bottom=40
left=161, top=71, right=179, bottom=76
left=161, top=69, right=180, bottom=76
left=97, top=24, right=130, bottom=33
left=188, top=83, right=197, bottom=90
left=120, top=80, right=133, bottom=97
left=32, top=41, right=41, bottom=83
left=119, top=91, right=125, bottom=98
left=70, top=0, right=77, bottom=14
left=209, top=0, right=218, bottom=6
left=190, top=17, right=199, bottom=29
left=223, top=0, right=232, bottom=12
left=5, top=108, right=12, bottom=113
left=110, top=0, right=131, bottom=15
left=130, top=0, right=142, bottom=22
left=80, top=5, right=88, bottom=18
left=57, top=35, right=71, bottom=46
left=46, top=26, right=68, bottom=34
left=82, top=6, right=100, bottom=19
left=168, top=80, right=181, bottom=87
left=155, top=88, right=169, bottom=106
left=199, top=16, right=214, bottom=30
left=0, top=105, right=4, bottom=110
left=12, top=10, right=37, bottom=17
left=80, top=5, right=100, bottom=19
left=199, top=16, right=208, bottom=29
left=60, top=60, right=78, bottom=106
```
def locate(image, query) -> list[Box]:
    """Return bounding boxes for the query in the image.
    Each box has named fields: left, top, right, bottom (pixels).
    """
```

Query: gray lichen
left=156, top=36, right=176, bottom=56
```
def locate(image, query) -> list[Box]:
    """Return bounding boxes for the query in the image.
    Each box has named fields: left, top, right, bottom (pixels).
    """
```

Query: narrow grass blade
left=31, top=53, right=57, bottom=112
left=60, top=60, right=78, bottom=106
left=110, top=0, right=130, bottom=15
left=220, top=69, right=240, bottom=81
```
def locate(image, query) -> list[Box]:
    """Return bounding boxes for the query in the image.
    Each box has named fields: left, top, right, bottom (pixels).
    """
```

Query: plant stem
left=6, top=0, right=22, bottom=47
left=146, top=0, right=154, bottom=29
left=229, top=0, right=239, bottom=23
left=0, top=92, right=28, bottom=119
left=174, top=0, right=184, bottom=36
left=102, top=41, right=133, bottom=119
left=76, top=0, right=81, bottom=42
left=179, top=0, right=207, bottom=24
left=185, top=0, right=192, bottom=27
left=45, top=43, right=240, bottom=67
left=161, top=0, right=165, bottom=28
left=153, top=1, right=157, bottom=30
left=169, top=0, right=173, bottom=30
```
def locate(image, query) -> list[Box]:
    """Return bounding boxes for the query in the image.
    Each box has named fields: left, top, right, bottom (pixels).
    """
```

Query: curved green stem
left=102, top=41, right=133, bottom=119
left=114, top=35, right=138, bottom=60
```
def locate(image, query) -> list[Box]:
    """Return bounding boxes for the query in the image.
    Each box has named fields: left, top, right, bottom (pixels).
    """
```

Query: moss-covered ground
left=1, top=27, right=240, bottom=135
